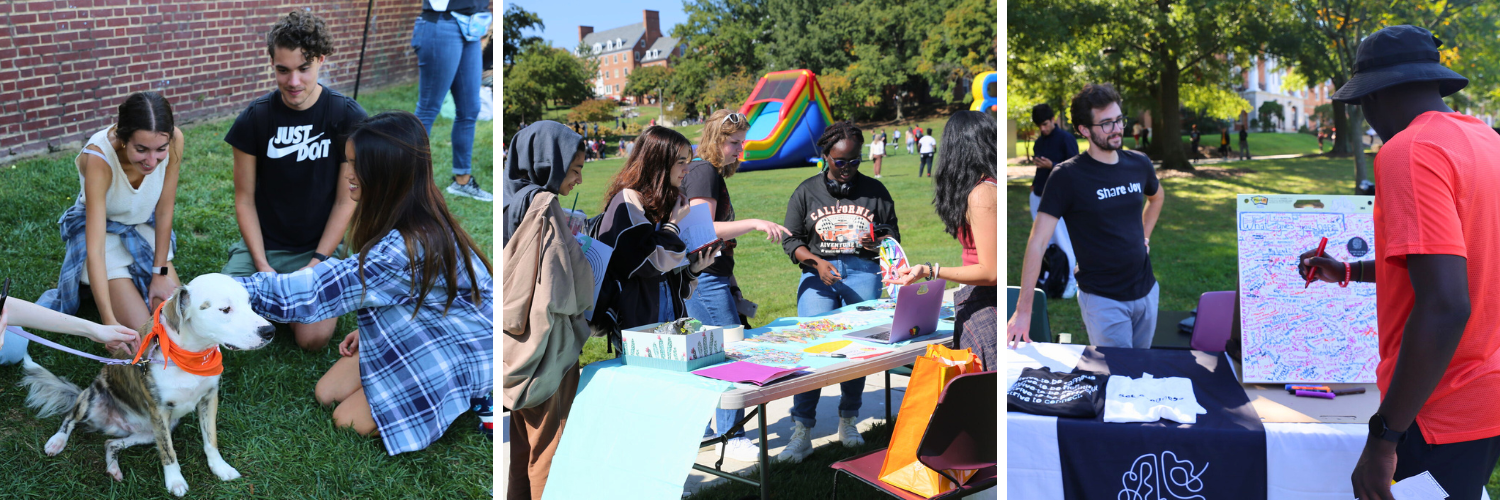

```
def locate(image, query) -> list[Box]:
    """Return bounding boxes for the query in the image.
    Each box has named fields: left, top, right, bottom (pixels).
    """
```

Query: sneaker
left=775, top=422, right=813, bottom=463
left=717, top=436, right=761, bottom=462
left=447, top=177, right=493, bottom=202
left=472, top=395, right=493, bottom=438
left=837, top=417, right=864, bottom=447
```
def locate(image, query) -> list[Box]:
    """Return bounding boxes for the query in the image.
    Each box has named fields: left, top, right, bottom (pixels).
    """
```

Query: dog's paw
left=106, top=463, right=123, bottom=482
left=44, top=434, right=68, bottom=456
left=165, top=476, right=189, bottom=497
left=209, top=461, right=241, bottom=481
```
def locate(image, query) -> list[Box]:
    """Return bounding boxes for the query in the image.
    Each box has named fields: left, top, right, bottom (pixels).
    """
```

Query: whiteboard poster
left=1237, top=194, right=1378, bottom=383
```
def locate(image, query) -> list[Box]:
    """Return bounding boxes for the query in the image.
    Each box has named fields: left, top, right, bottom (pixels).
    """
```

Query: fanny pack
left=450, top=11, right=492, bottom=43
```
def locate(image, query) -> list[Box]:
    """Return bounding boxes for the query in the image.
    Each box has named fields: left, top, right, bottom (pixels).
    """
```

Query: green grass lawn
left=1013, top=132, right=1333, bottom=160
left=1006, top=155, right=1500, bottom=495
left=0, top=83, right=492, bottom=498
left=573, top=127, right=965, bottom=369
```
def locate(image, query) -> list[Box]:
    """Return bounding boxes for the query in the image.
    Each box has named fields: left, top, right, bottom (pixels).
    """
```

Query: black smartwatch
left=1368, top=413, right=1407, bottom=445
left=157, top=266, right=169, bottom=276
left=313, top=252, right=331, bottom=262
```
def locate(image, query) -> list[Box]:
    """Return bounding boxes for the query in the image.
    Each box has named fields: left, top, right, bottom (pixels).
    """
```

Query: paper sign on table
left=692, top=361, right=809, bottom=386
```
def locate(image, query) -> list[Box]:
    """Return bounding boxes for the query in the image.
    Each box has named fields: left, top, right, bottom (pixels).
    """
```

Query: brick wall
left=0, top=0, right=433, bottom=158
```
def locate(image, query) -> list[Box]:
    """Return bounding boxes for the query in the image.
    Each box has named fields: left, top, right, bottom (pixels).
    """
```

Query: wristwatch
left=1368, top=413, right=1407, bottom=445
left=158, top=266, right=169, bottom=276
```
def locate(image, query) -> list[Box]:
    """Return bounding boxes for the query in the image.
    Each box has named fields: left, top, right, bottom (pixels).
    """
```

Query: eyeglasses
left=828, top=158, right=862, bottom=169
left=1088, top=118, right=1126, bottom=132
left=722, top=113, right=745, bottom=125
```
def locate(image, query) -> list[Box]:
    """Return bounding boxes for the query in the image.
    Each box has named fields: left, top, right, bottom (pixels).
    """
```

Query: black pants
left=1393, top=421, right=1500, bottom=499
left=919, top=152, right=934, bottom=176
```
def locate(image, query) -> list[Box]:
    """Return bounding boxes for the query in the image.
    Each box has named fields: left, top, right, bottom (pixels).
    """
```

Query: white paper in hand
left=678, top=203, right=720, bottom=254
left=576, top=234, right=613, bottom=321
left=1388, top=471, right=1448, bottom=500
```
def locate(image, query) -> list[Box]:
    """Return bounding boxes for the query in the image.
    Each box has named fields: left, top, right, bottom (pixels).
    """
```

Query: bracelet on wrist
left=313, top=252, right=331, bottom=262
left=1340, top=262, right=1351, bottom=288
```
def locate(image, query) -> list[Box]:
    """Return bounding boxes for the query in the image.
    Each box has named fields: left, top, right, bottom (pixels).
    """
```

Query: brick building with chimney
left=574, top=9, right=681, bottom=102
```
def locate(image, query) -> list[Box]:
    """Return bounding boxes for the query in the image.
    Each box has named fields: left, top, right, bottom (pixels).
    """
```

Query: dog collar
left=131, top=302, right=224, bottom=376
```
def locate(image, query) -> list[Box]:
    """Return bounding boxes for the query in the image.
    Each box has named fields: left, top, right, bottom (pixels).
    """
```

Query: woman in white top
left=870, top=130, right=886, bottom=178
left=76, top=92, right=185, bottom=334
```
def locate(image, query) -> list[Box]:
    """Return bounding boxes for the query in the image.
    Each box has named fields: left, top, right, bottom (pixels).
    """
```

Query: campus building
left=575, top=10, right=683, bottom=102
left=1236, top=55, right=1333, bottom=133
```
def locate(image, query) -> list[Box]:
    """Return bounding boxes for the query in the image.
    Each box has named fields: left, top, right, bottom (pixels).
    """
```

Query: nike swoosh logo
left=266, top=133, right=325, bottom=159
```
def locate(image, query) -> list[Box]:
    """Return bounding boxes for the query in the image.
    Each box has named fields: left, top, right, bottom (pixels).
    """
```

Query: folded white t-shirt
left=1103, top=373, right=1208, bottom=424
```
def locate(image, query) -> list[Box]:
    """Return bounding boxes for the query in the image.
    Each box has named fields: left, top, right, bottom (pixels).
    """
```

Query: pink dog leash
left=7, top=326, right=133, bottom=365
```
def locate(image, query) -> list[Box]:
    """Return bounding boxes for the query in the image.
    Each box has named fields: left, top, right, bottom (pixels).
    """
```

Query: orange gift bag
left=877, top=344, right=984, bottom=497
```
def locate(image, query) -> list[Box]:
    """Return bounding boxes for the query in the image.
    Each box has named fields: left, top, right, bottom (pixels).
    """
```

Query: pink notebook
left=692, top=361, right=809, bottom=386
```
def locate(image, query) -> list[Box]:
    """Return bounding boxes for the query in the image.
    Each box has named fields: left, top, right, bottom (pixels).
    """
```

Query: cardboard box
left=622, top=322, right=727, bottom=371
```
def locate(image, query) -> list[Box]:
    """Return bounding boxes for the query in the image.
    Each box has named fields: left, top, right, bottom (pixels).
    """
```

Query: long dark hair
left=346, top=111, right=492, bottom=315
left=933, top=111, right=997, bottom=237
left=116, top=92, right=175, bottom=144
left=602, top=126, right=691, bottom=224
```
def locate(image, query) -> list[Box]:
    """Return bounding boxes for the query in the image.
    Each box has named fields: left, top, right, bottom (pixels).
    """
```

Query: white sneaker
left=837, top=417, right=864, bottom=447
left=775, top=422, right=813, bottom=463
left=717, top=436, right=761, bottom=462
left=1063, top=279, right=1078, bottom=299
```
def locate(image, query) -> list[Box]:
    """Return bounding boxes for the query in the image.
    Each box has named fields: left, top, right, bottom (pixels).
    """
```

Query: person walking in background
left=1220, top=127, right=1231, bottom=160
left=887, top=111, right=998, bottom=370
left=892, top=129, right=901, bottom=155
left=413, top=0, right=492, bottom=202
left=905, top=126, right=916, bottom=154
left=918, top=130, right=938, bottom=177
left=1239, top=124, right=1250, bottom=159
left=869, top=129, right=886, bottom=178
left=1028, top=103, right=1079, bottom=299
left=223, top=11, right=369, bottom=352
left=1189, top=124, right=1201, bottom=162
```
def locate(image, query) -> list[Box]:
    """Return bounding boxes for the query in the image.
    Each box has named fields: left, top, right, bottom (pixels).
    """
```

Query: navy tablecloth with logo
left=1057, top=347, right=1267, bottom=500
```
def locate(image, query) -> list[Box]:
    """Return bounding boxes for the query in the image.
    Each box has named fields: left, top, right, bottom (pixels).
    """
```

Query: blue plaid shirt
left=235, top=229, right=493, bottom=455
left=37, top=199, right=174, bottom=315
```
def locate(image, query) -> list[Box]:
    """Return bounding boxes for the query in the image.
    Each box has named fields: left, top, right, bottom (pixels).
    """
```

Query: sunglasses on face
left=828, top=158, right=862, bottom=169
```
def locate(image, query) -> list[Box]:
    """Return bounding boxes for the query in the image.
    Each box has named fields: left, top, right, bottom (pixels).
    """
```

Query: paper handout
left=677, top=202, right=721, bottom=254
left=1390, top=471, right=1448, bottom=500
left=576, top=234, right=613, bottom=321
left=692, top=361, right=809, bottom=386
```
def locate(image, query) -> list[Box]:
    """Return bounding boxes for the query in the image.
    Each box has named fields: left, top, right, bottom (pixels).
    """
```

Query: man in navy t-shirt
left=1029, top=103, right=1080, bottom=298
left=1010, top=84, right=1165, bottom=349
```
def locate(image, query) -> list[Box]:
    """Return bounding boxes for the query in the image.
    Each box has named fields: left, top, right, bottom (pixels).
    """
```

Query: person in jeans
left=918, top=130, right=938, bottom=177
left=682, top=110, right=791, bottom=462
left=1299, top=25, right=1500, bottom=500
left=778, top=120, right=900, bottom=463
left=1010, top=83, right=1164, bottom=349
left=413, top=0, right=492, bottom=202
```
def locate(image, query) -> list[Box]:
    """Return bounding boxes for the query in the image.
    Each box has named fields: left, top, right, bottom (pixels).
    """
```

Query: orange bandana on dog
left=132, top=302, right=224, bottom=376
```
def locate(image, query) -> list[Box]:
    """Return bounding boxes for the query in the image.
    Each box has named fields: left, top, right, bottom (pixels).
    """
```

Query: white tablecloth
left=1006, top=343, right=1380, bottom=500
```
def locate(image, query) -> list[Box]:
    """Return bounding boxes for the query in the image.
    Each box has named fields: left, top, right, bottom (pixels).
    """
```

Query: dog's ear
left=173, top=285, right=192, bottom=324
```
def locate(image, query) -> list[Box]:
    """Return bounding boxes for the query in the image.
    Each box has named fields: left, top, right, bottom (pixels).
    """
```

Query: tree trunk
left=895, top=94, right=904, bottom=122
left=1330, top=76, right=1350, bottom=156
left=1350, top=105, right=1368, bottom=192
left=1157, top=56, right=1192, bottom=171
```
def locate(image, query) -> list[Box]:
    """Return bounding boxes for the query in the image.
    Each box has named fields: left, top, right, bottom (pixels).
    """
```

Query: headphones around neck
left=821, top=158, right=856, bottom=198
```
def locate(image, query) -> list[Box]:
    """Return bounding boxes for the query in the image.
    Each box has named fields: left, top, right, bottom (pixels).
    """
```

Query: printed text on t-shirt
left=267, top=125, right=331, bottom=162
left=1097, top=182, right=1142, bottom=200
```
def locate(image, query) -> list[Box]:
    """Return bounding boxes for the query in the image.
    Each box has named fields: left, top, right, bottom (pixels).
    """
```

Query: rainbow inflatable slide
left=737, top=69, right=834, bottom=171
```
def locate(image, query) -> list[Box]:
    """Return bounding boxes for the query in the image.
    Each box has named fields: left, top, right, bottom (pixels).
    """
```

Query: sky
left=508, top=0, right=691, bottom=50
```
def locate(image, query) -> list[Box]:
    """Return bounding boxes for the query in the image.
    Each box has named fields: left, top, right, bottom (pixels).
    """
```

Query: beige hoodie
left=502, top=191, right=595, bottom=410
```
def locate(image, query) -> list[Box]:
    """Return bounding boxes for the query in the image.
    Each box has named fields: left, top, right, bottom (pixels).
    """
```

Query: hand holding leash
left=89, top=324, right=139, bottom=354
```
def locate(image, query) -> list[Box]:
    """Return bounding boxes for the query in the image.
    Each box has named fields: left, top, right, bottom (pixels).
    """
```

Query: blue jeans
left=412, top=14, right=482, bottom=177
left=688, top=273, right=748, bottom=439
left=790, top=255, right=882, bottom=428
left=919, top=153, right=935, bottom=176
left=0, top=327, right=30, bottom=365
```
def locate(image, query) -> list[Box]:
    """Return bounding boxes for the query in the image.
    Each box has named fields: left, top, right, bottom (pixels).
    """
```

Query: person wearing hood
left=501, top=121, right=590, bottom=500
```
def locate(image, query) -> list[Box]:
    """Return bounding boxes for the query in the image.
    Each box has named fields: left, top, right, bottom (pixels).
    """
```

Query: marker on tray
left=1295, top=390, right=1335, bottom=399
left=1305, top=236, right=1329, bottom=289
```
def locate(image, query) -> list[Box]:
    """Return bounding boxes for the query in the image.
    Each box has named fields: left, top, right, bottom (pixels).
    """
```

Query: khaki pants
left=507, top=363, right=581, bottom=500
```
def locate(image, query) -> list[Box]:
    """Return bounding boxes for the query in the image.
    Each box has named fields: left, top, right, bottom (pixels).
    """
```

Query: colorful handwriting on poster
left=1238, top=208, right=1378, bottom=383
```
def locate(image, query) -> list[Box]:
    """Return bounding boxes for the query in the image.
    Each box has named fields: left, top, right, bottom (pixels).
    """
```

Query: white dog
left=21, top=273, right=274, bottom=497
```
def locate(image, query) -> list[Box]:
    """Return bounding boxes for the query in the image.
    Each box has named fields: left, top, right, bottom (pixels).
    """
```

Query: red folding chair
left=829, top=371, right=997, bottom=499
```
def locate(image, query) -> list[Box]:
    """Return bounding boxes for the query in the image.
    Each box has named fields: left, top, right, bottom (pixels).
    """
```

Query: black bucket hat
left=1329, top=25, right=1468, bottom=104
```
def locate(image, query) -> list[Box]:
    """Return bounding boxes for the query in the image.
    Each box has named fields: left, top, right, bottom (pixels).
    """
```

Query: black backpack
left=1040, top=243, right=1069, bottom=299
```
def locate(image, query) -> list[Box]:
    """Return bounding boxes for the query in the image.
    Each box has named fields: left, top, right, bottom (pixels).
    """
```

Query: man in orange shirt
left=1300, top=25, right=1500, bottom=499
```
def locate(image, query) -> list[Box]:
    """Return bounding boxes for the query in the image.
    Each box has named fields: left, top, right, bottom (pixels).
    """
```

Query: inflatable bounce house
left=737, top=69, right=834, bottom=171
left=971, top=71, right=997, bottom=113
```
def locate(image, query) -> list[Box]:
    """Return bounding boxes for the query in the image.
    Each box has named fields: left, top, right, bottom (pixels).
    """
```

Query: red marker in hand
left=1304, top=237, right=1329, bottom=289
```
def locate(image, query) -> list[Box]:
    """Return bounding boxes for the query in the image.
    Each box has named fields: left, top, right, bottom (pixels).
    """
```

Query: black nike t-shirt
left=224, top=86, right=368, bottom=252
left=1038, top=150, right=1159, bottom=301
